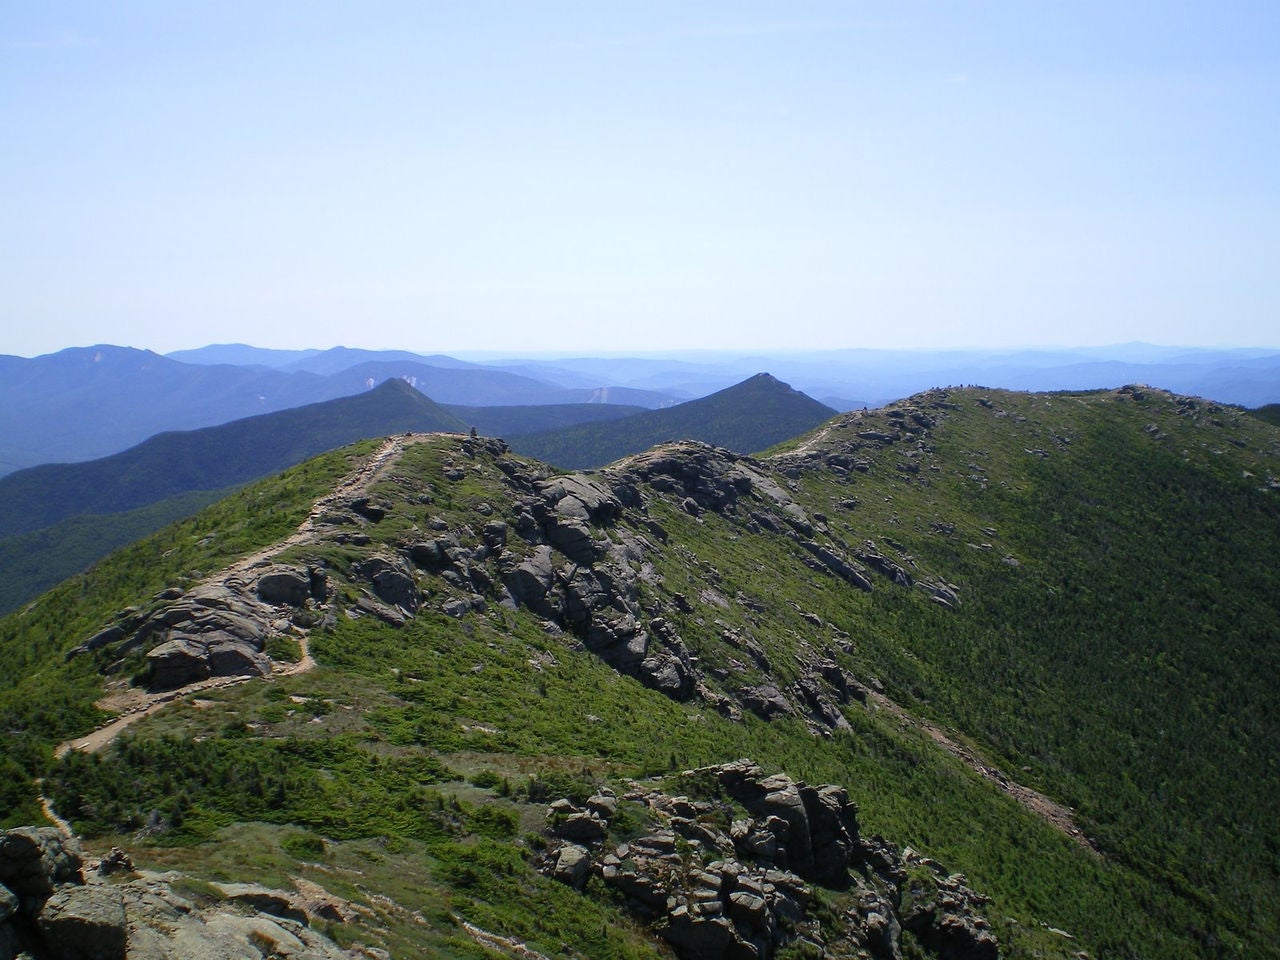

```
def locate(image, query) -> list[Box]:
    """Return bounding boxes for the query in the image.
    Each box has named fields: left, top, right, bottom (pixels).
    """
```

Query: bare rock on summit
left=538, top=474, right=623, bottom=524
left=37, top=885, right=127, bottom=960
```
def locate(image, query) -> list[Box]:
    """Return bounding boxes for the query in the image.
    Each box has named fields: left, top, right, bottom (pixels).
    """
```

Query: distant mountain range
left=453, top=343, right=1280, bottom=411
left=0, top=373, right=833, bottom=613
left=0, top=345, right=676, bottom=476
left=0, top=379, right=465, bottom=541
left=3, top=342, right=1278, bottom=476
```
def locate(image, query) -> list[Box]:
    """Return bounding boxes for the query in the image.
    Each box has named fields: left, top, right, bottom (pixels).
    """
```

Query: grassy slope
left=2, top=389, right=1278, bottom=958
left=0, top=441, right=383, bottom=821
left=509, top=373, right=835, bottom=469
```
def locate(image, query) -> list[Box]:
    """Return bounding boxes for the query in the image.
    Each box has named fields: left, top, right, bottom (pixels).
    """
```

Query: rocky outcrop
left=901, top=865, right=1000, bottom=960
left=352, top=556, right=420, bottom=612
left=36, top=885, right=126, bottom=960
left=537, top=762, right=999, bottom=960
left=0, top=827, right=360, bottom=960
left=67, top=431, right=951, bottom=744
left=68, top=568, right=322, bottom=691
left=255, top=565, right=319, bottom=606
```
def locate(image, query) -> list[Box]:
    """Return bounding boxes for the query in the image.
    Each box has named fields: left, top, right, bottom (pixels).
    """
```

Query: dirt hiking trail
left=55, top=435, right=428, bottom=759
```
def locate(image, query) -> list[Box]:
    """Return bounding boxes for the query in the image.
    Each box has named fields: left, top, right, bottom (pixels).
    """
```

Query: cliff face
left=3, top=385, right=1279, bottom=958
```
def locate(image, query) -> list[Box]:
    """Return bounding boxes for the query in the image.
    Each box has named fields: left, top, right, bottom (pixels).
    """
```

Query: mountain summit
left=509, top=372, right=837, bottom=469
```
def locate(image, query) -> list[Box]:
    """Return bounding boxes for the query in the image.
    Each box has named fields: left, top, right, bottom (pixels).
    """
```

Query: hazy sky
left=4, top=2, right=1277, bottom=358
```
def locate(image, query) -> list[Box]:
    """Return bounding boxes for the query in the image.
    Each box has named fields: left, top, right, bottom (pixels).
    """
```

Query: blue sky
left=3, top=1, right=1277, bottom=357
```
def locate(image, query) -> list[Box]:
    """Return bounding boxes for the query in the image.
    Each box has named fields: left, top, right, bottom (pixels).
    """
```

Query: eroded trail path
left=55, top=434, right=428, bottom=759
left=865, top=687, right=1100, bottom=854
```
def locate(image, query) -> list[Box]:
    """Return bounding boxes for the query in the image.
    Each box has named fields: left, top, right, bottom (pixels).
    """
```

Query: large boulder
left=352, top=557, right=420, bottom=612
left=0, top=828, right=83, bottom=913
left=255, top=566, right=314, bottom=606
left=503, top=546, right=556, bottom=606
left=640, top=652, right=695, bottom=701
left=800, top=783, right=861, bottom=885
left=37, top=885, right=127, bottom=960
left=538, top=475, right=622, bottom=524
left=545, top=518, right=598, bottom=566
left=145, top=635, right=270, bottom=689
left=551, top=844, right=591, bottom=890
left=739, top=684, right=795, bottom=721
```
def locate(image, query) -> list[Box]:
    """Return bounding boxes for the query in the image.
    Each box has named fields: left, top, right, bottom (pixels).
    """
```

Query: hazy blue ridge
left=509, top=372, right=837, bottom=469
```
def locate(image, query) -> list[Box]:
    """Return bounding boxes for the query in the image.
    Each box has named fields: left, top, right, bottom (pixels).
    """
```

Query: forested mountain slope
left=509, top=373, right=836, bottom=469
left=1, top=385, right=1276, bottom=959
left=0, top=379, right=466, bottom=540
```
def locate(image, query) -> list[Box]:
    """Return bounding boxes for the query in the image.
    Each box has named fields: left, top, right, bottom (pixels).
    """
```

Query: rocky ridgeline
left=0, top=827, right=368, bottom=960
left=68, top=433, right=951, bottom=731
left=539, top=760, right=999, bottom=960
left=772, top=389, right=952, bottom=471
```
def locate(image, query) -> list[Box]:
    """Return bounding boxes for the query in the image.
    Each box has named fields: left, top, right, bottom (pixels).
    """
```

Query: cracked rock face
left=538, top=762, right=1000, bottom=960
left=69, top=570, right=321, bottom=691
